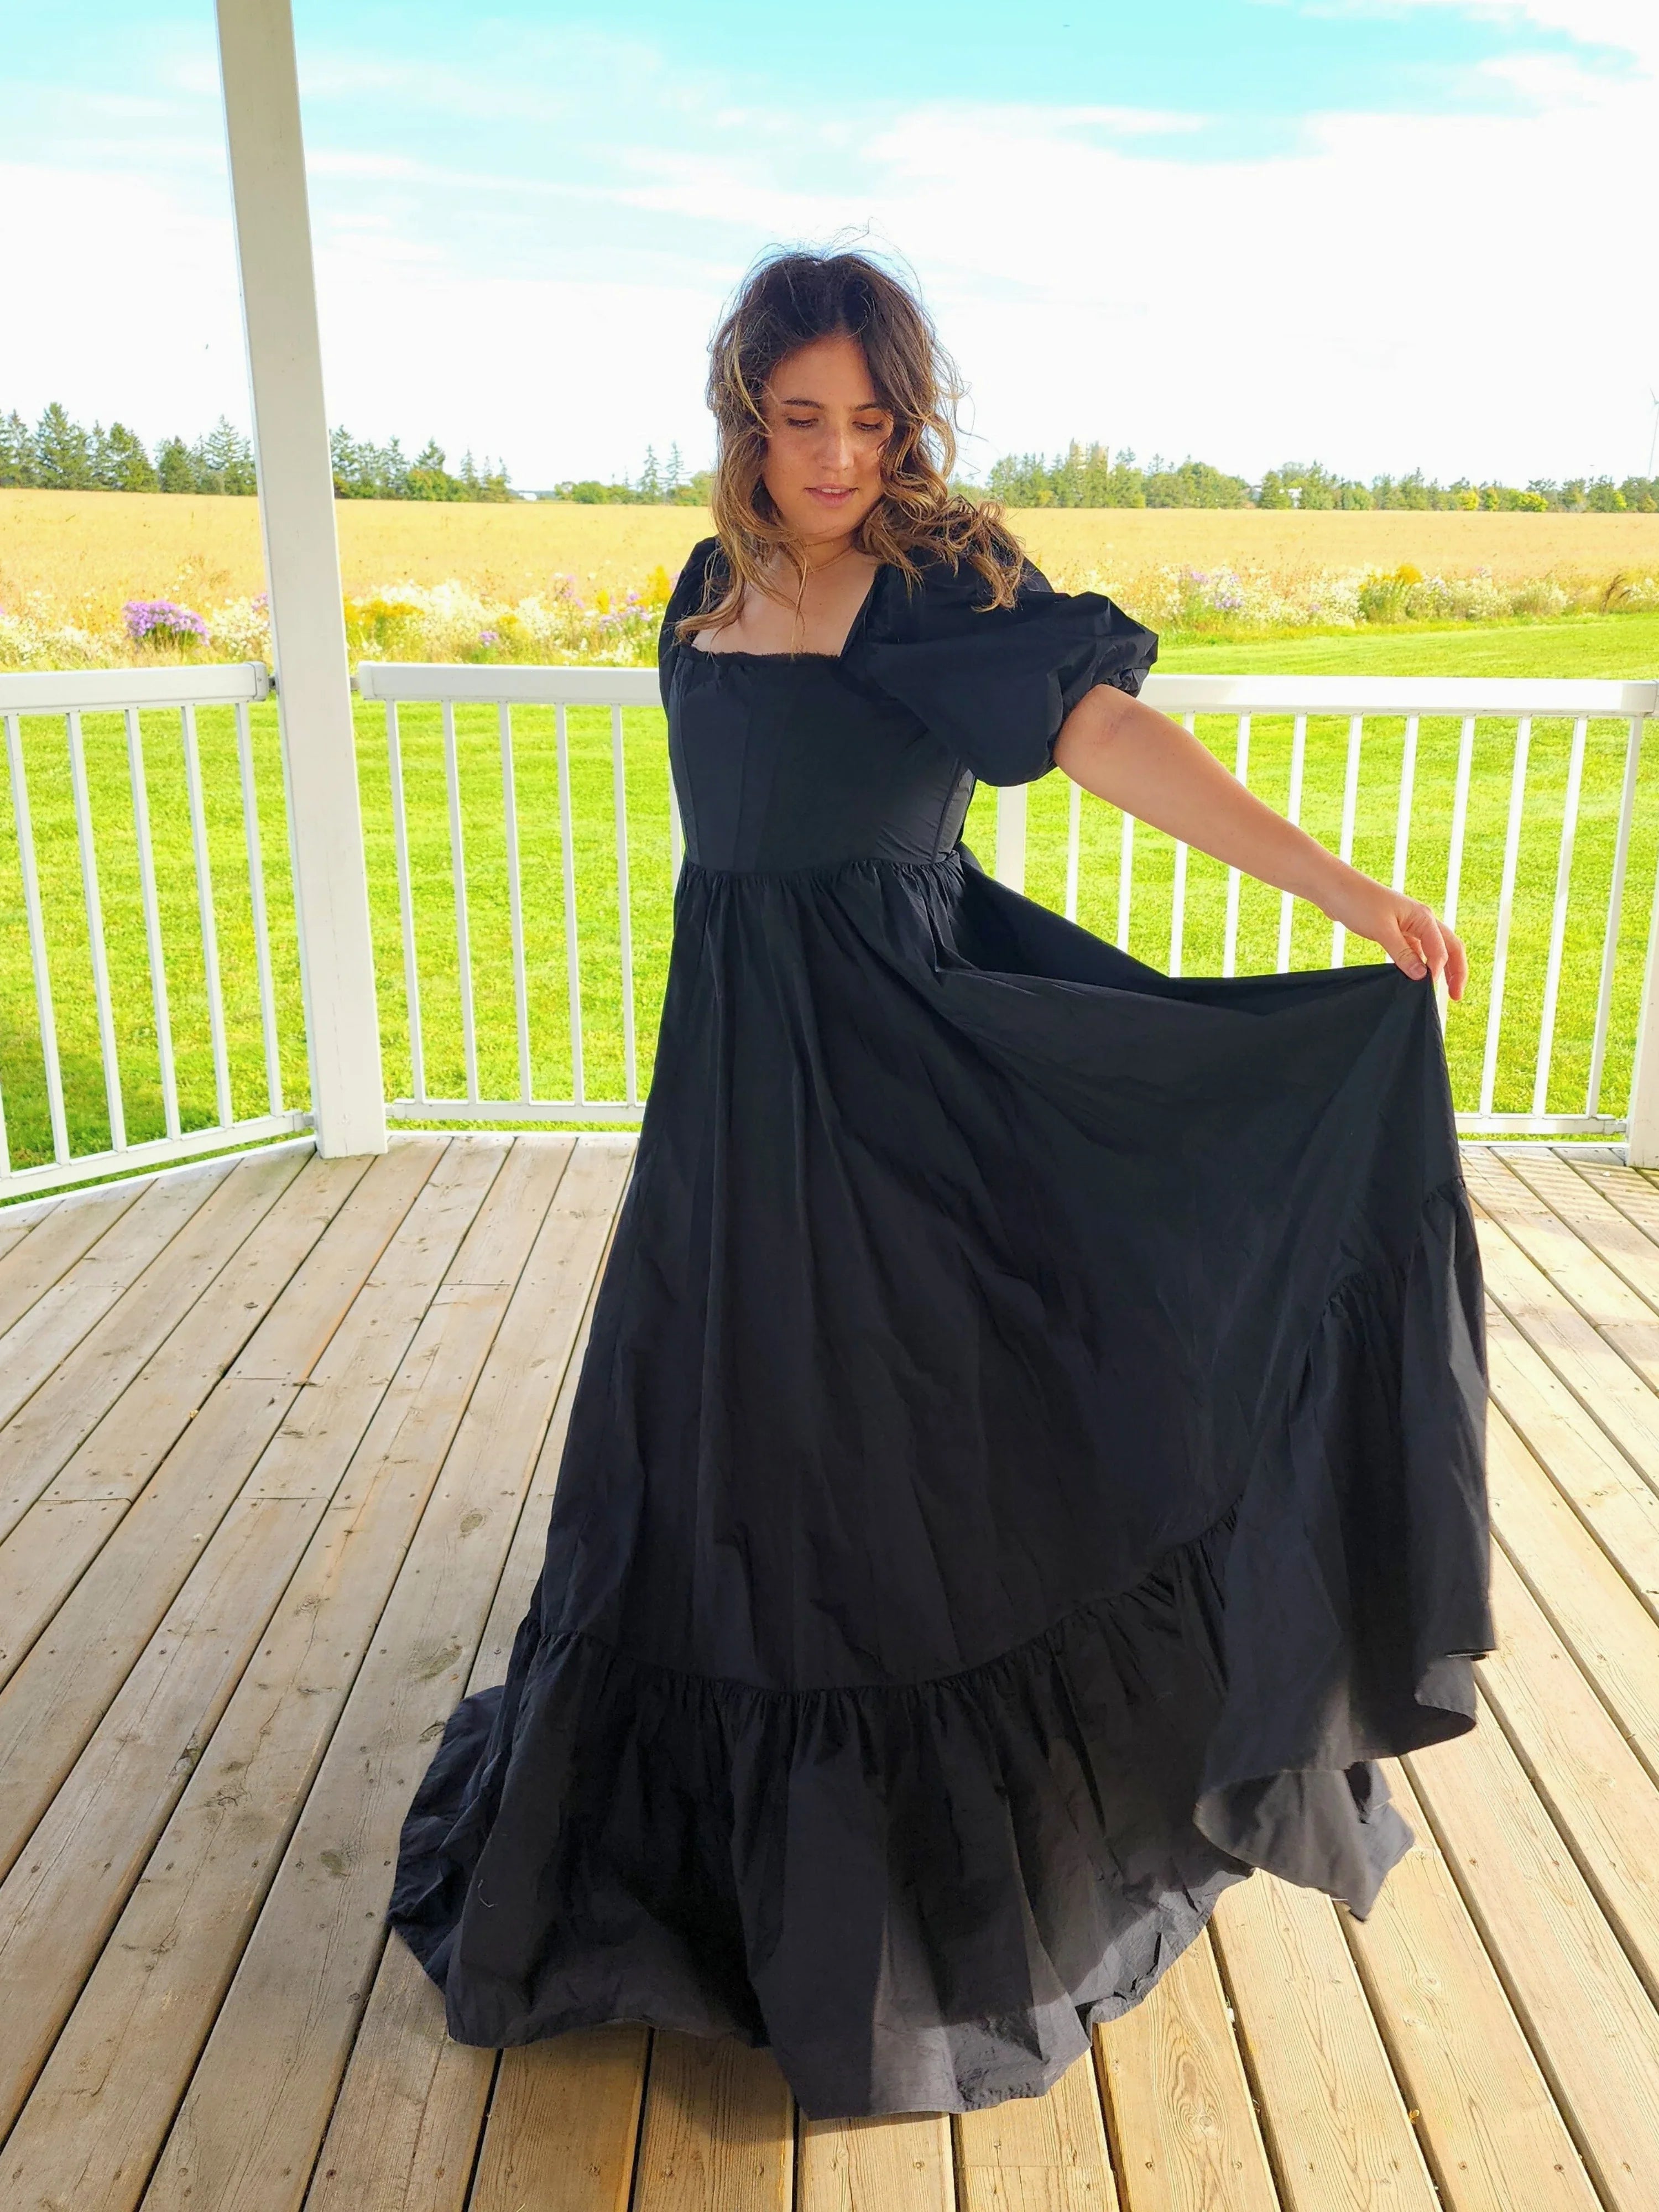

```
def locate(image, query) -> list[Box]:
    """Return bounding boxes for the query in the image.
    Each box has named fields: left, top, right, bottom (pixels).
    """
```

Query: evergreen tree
left=406, top=440, right=453, bottom=499
left=34, top=401, right=93, bottom=489
left=0, top=410, right=35, bottom=486
left=193, top=416, right=257, bottom=494
left=155, top=436, right=198, bottom=493
left=101, top=423, right=158, bottom=491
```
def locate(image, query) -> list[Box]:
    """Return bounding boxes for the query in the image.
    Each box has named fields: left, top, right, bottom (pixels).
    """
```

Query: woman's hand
left=1319, top=876, right=1468, bottom=1000
left=1054, top=686, right=1470, bottom=1001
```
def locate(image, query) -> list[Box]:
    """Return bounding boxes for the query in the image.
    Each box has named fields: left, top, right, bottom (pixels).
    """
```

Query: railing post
left=215, top=0, right=386, bottom=1157
left=995, top=785, right=1027, bottom=894
left=1627, top=840, right=1659, bottom=1167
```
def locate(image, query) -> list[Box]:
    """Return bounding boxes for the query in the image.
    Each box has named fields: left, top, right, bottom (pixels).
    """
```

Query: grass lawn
left=3, top=610, right=1657, bottom=1186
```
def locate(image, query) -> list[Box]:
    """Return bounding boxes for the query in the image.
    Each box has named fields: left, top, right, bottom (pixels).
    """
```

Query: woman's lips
left=806, top=485, right=855, bottom=504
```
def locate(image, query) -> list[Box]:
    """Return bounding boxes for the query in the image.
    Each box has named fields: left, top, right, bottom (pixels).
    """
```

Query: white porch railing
left=357, top=663, right=1659, bottom=1144
left=0, top=663, right=312, bottom=1197
left=4, top=660, right=1658, bottom=1198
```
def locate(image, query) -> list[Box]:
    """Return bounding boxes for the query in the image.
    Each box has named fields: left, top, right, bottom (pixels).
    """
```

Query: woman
left=388, top=248, right=1492, bottom=2120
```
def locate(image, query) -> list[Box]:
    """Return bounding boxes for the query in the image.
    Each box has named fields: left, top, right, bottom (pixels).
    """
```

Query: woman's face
left=759, top=331, right=893, bottom=548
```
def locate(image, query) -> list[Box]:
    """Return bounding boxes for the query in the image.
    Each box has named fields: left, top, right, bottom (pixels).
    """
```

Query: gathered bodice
left=667, top=653, right=979, bottom=872
left=658, top=538, right=1160, bottom=875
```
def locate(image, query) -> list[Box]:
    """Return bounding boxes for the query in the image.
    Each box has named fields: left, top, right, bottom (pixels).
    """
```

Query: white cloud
left=5, top=11, right=1655, bottom=487
left=3, top=161, right=248, bottom=435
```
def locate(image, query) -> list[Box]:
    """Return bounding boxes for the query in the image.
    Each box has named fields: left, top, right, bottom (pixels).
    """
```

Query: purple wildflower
left=124, top=598, right=208, bottom=646
left=478, top=629, right=500, bottom=647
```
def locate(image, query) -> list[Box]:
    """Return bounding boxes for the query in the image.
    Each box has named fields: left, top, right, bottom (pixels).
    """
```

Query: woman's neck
left=795, top=534, right=858, bottom=573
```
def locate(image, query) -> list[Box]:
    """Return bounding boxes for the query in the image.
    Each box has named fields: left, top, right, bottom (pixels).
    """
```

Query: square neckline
left=685, top=558, right=884, bottom=666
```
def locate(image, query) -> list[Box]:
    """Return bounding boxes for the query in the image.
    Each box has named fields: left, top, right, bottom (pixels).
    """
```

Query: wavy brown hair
left=676, top=247, right=1026, bottom=641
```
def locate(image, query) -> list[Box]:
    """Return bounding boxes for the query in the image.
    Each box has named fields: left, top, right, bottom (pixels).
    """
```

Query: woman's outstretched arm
left=1052, top=684, right=1469, bottom=1000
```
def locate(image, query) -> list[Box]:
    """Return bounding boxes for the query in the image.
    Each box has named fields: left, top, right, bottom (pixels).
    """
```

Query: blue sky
left=6, top=1, right=1656, bottom=487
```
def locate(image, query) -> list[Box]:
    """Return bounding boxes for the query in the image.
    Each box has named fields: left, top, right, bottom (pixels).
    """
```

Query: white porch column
left=216, top=0, right=387, bottom=1156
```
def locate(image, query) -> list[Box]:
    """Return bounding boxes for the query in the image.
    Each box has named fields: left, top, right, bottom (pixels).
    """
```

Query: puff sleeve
left=862, top=556, right=1157, bottom=786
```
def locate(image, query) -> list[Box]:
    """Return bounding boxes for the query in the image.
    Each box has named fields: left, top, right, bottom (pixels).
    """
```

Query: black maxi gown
left=387, top=538, right=1494, bottom=2119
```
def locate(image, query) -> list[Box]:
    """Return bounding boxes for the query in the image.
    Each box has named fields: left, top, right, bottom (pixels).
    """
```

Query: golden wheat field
left=5, top=489, right=1659, bottom=622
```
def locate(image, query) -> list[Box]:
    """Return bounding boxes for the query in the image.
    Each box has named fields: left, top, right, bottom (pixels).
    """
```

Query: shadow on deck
left=1, top=1130, right=1657, bottom=2211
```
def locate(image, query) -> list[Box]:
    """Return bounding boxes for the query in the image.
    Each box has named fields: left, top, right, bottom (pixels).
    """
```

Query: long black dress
left=387, top=538, right=1493, bottom=2119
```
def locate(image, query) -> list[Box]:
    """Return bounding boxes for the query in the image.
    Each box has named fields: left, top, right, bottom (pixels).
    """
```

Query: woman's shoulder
left=668, top=535, right=722, bottom=609
left=869, top=541, right=1058, bottom=644
left=658, top=537, right=724, bottom=675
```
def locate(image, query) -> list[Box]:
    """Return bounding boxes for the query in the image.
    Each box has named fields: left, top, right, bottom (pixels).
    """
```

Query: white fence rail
left=358, top=663, right=669, bottom=1124
left=357, top=663, right=1659, bottom=1143
left=0, top=663, right=311, bottom=1198
left=5, top=659, right=1658, bottom=1199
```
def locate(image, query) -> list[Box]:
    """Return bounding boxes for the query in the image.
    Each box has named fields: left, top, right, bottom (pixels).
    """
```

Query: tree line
left=0, top=403, right=512, bottom=501
left=6, top=403, right=1656, bottom=514
left=984, top=442, right=1659, bottom=513
left=544, top=444, right=714, bottom=505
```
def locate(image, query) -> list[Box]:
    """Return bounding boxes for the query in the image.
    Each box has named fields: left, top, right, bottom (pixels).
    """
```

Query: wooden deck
left=3, top=1130, right=1659, bottom=2211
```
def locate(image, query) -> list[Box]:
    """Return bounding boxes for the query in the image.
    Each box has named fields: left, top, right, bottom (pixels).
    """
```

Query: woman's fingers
left=1378, top=899, right=1467, bottom=1001
left=1443, top=925, right=1469, bottom=1001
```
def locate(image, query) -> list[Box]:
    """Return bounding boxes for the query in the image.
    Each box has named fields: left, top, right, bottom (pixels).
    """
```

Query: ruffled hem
left=388, top=1166, right=1488, bottom=2118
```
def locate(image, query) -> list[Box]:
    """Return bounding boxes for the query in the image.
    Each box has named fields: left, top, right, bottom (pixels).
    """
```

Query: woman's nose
left=818, top=425, right=855, bottom=472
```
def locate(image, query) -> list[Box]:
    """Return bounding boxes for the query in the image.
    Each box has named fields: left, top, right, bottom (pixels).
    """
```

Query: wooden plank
left=48, top=1150, right=373, bottom=1503
left=1404, top=1702, right=1659, bottom=2212
left=138, top=1141, right=630, bottom=2212
left=0, top=1279, right=520, bottom=2210
left=301, top=1936, right=496, bottom=2212
left=0, top=1499, right=127, bottom=1679
left=467, top=1146, right=633, bottom=1680
left=0, top=1141, right=469, bottom=1866
left=0, top=1154, right=373, bottom=1689
left=301, top=1139, right=513, bottom=1392
left=1469, top=1198, right=1659, bottom=1493
left=1486, top=1305, right=1659, bottom=1617
left=1485, top=1404, right=1659, bottom=1783
left=797, top=2110, right=954, bottom=2212
left=1092, top=1929, right=1279, bottom=2212
left=1504, top=1150, right=1659, bottom=1315
left=0, top=1380, right=298, bottom=1880
left=1209, top=1876, right=1436, bottom=2212
left=0, top=1145, right=513, bottom=2143
left=1477, top=1543, right=1659, bottom=2010
left=1574, top=1160, right=1659, bottom=1247
left=228, top=1136, right=446, bottom=1385
left=0, top=1147, right=540, bottom=2201
left=306, top=1139, right=632, bottom=2212
left=0, top=1182, right=136, bottom=1336
left=954, top=2049, right=1120, bottom=2212
left=1340, top=1761, right=1600, bottom=2212
left=0, top=1155, right=237, bottom=1444
left=1463, top=1149, right=1659, bottom=1349
left=631, top=2029, right=794, bottom=2212
left=0, top=1193, right=60, bottom=1262
left=0, top=1145, right=308, bottom=1536
left=0, top=1493, right=322, bottom=2138
left=469, top=2027, right=649, bottom=2212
